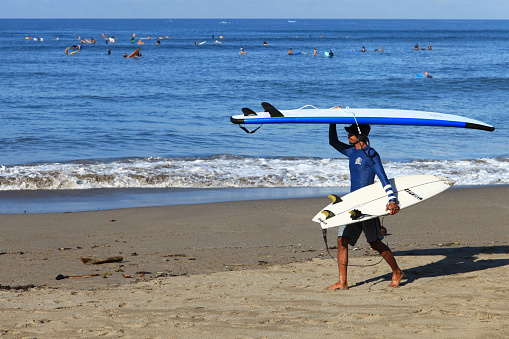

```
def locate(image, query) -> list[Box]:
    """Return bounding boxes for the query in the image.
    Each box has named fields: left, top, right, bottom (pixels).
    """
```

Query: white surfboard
left=312, top=175, right=454, bottom=229
left=231, top=103, right=495, bottom=132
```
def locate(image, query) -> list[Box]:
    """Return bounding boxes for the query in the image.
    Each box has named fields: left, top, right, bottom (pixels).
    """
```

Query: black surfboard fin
left=328, top=194, right=342, bottom=204
left=321, top=210, right=335, bottom=220
left=349, top=209, right=362, bottom=220
left=261, top=102, right=284, bottom=117
left=241, top=107, right=257, bottom=116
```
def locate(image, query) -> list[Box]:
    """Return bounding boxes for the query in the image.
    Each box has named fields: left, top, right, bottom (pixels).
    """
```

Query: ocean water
left=0, top=19, right=508, bottom=211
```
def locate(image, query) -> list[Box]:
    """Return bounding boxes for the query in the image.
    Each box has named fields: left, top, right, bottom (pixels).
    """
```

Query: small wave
left=0, top=155, right=508, bottom=191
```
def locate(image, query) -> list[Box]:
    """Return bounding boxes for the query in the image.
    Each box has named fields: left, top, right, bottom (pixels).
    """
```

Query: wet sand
left=1, top=186, right=509, bottom=337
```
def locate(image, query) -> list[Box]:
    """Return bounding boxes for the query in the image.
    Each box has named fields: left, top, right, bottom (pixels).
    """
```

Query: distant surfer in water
left=425, top=72, right=433, bottom=78
left=327, top=124, right=404, bottom=290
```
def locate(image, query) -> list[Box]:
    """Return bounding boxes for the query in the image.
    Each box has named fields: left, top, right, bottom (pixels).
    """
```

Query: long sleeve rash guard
left=329, top=124, right=397, bottom=202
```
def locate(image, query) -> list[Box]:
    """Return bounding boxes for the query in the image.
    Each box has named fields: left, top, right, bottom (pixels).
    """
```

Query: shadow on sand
left=350, top=245, right=509, bottom=288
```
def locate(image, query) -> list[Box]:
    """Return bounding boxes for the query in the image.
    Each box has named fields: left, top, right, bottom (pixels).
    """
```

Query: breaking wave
left=0, top=155, right=508, bottom=191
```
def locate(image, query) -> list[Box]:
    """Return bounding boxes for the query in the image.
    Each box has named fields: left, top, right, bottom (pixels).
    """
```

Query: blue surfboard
left=231, top=103, right=495, bottom=132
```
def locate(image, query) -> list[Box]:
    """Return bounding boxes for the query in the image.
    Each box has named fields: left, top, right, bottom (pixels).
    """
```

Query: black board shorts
left=338, top=217, right=384, bottom=246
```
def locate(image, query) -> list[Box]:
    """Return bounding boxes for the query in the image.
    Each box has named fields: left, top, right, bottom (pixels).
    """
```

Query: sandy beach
left=1, top=185, right=509, bottom=338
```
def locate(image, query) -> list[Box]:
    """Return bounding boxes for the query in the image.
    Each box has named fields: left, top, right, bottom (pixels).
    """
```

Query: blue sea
left=1, top=19, right=508, bottom=212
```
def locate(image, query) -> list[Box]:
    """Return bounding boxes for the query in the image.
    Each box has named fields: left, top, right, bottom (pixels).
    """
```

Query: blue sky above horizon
left=1, top=0, right=508, bottom=19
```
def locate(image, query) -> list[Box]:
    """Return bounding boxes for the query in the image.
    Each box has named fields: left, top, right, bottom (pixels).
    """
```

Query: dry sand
left=1, top=186, right=508, bottom=338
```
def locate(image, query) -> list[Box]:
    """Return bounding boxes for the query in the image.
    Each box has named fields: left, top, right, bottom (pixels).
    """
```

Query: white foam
left=0, top=156, right=508, bottom=190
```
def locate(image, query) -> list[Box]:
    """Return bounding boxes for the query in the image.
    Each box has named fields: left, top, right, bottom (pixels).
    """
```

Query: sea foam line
left=0, top=156, right=508, bottom=190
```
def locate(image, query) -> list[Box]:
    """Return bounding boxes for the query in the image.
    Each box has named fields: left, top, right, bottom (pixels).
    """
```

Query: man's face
left=347, top=132, right=358, bottom=144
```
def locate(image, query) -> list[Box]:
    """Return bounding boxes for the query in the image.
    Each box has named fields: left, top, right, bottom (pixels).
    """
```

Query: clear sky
left=2, top=0, right=508, bottom=19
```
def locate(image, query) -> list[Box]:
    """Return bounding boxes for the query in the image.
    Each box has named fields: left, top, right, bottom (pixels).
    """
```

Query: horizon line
left=1, top=17, right=508, bottom=20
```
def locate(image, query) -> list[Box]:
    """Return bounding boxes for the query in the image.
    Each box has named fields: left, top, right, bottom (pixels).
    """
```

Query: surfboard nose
left=436, top=176, right=455, bottom=186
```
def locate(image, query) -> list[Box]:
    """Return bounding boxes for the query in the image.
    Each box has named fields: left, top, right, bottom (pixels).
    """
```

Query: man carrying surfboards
left=327, top=123, right=404, bottom=290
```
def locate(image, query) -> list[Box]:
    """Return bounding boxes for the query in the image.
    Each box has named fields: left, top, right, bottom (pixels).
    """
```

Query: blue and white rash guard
left=329, top=124, right=397, bottom=202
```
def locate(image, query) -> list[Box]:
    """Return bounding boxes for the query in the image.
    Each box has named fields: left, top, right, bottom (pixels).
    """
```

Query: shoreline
left=1, top=184, right=507, bottom=214
left=0, top=186, right=346, bottom=214
left=1, top=185, right=508, bottom=337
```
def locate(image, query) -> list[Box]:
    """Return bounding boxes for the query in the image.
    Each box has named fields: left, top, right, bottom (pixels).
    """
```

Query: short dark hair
left=344, top=124, right=370, bottom=136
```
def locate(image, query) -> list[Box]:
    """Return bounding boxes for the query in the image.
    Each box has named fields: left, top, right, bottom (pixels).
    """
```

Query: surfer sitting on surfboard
left=327, top=123, right=404, bottom=290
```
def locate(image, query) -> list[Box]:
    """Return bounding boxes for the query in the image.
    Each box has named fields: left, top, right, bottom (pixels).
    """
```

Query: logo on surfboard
left=404, top=188, right=423, bottom=200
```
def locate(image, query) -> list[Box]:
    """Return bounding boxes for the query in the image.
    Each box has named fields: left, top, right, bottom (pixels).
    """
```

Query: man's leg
left=327, top=236, right=350, bottom=290
left=369, top=239, right=404, bottom=287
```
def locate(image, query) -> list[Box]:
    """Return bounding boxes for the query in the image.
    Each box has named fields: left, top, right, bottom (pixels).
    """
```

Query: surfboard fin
left=327, top=194, right=342, bottom=204
left=349, top=209, right=362, bottom=220
left=261, top=102, right=284, bottom=117
left=241, top=108, right=257, bottom=116
left=321, top=210, right=335, bottom=220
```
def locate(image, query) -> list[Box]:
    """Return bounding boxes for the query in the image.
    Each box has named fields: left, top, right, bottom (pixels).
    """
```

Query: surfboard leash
left=322, top=228, right=337, bottom=263
left=344, top=106, right=378, bottom=166
left=238, top=124, right=263, bottom=134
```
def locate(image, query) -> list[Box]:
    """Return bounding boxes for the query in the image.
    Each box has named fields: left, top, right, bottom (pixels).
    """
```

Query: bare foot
left=389, top=271, right=404, bottom=287
left=326, top=282, right=349, bottom=290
